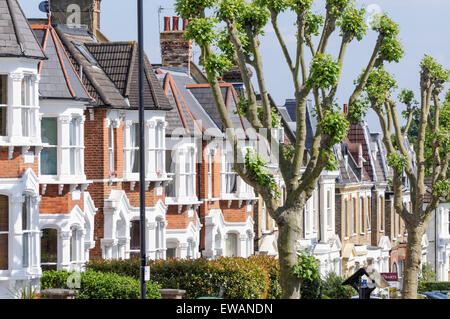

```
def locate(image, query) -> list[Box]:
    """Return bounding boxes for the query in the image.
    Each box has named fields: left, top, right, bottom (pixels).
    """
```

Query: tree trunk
left=277, top=207, right=303, bottom=299
left=402, top=225, right=425, bottom=299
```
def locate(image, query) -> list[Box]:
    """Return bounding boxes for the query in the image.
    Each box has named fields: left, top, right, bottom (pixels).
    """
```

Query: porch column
left=179, top=243, right=188, bottom=259
left=59, top=230, right=71, bottom=270
left=239, top=234, right=246, bottom=257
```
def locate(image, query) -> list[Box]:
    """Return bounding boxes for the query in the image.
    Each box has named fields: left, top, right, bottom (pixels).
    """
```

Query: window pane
left=22, top=233, right=29, bottom=268
left=0, top=195, right=7, bottom=232
left=22, top=197, right=30, bottom=231
left=70, top=229, right=77, bottom=262
left=131, top=150, right=139, bottom=173
left=21, top=76, right=32, bottom=106
left=0, top=75, right=7, bottom=105
left=130, top=220, right=140, bottom=250
left=41, top=118, right=57, bottom=145
left=131, top=123, right=140, bottom=148
left=0, top=234, right=7, bottom=270
left=41, top=148, right=57, bottom=175
left=41, top=228, right=57, bottom=271
left=226, top=233, right=237, bottom=257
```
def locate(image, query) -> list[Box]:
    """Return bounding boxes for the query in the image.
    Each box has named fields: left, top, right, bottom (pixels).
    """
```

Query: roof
left=0, top=0, right=46, bottom=60
left=347, top=123, right=374, bottom=182
left=333, top=142, right=361, bottom=185
left=53, top=24, right=171, bottom=110
left=32, top=22, right=91, bottom=101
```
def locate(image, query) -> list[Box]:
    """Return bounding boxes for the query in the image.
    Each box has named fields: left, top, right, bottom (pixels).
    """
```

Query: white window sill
left=165, top=197, right=202, bottom=206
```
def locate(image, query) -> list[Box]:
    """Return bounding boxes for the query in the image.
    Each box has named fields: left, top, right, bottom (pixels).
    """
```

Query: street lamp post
left=137, top=0, right=147, bottom=300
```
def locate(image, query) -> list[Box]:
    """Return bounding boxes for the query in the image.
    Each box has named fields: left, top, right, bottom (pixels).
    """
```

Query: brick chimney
left=343, top=104, right=348, bottom=115
left=160, top=16, right=192, bottom=72
left=50, top=0, right=101, bottom=33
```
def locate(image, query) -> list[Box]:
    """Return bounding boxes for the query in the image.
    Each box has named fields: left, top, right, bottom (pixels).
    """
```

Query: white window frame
left=129, top=122, right=140, bottom=174
left=154, top=121, right=165, bottom=175
left=366, top=196, right=371, bottom=232
left=312, top=190, right=317, bottom=233
left=40, top=117, right=58, bottom=176
left=22, top=195, right=32, bottom=268
left=108, top=124, right=115, bottom=175
left=326, top=190, right=332, bottom=230
left=207, top=152, right=213, bottom=199
left=223, top=157, right=237, bottom=195
left=21, top=74, right=35, bottom=138
left=69, top=117, right=83, bottom=176
left=360, top=196, right=364, bottom=234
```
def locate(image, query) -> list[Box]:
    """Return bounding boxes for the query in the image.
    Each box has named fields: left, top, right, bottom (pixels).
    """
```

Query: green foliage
left=184, top=17, right=218, bottom=47
left=281, top=143, right=295, bottom=159
left=387, top=153, right=407, bottom=171
left=325, top=0, right=351, bottom=16
left=337, top=5, right=366, bottom=41
left=420, top=54, right=450, bottom=83
left=432, top=179, right=450, bottom=200
left=301, top=275, right=322, bottom=299
left=348, top=98, right=370, bottom=124
left=362, top=66, right=397, bottom=107
left=323, top=150, right=339, bottom=171
left=40, top=270, right=162, bottom=299
left=321, top=272, right=353, bottom=299
left=86, top=256, right=277, bottom=299
left=217, top=0, right=246, bottom=21
left=237, top=1, right=270, bottom=35
left=379, top=37, right=404, bottom=63
left=204, top=53, right=234, bottom=78
left=398, top=89, right=415, bottom=106
left=371, top=14, right=400, bottom=38
left=245, top=148, right=280, bottom=197
left=417, top=281, right=450, bottom=294
left=293, top=249, right=320, bottom=283
left=289, top=0, right=314, bottom=13
left=175, top=0, right=217, bottom=19
left=319, top=107, right=349, bottom=145
left=308, top=53, right=341, bottom=89
left=420, top=262, right=437, bottom=282
left=257, top=0, right=290, bottom=14
left=305, top=12, right=324, bottom=37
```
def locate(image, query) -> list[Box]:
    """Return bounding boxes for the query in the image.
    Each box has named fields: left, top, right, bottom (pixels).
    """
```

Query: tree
left=175, top=0, right=402, bottom=298
left=361, top=56, right=449, bottom=299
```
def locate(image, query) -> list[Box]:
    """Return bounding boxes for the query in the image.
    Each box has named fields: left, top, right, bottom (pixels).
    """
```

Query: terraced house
left=0, top=0, right=46, bottom=298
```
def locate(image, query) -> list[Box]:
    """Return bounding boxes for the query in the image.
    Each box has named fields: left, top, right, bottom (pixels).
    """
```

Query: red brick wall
left=40, top=184, right=84, bottom=215
left=0, top=147, right=38, bottom=178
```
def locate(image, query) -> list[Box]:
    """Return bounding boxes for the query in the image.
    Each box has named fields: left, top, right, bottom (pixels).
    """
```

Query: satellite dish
left=38, top=1, right=50, bottom=13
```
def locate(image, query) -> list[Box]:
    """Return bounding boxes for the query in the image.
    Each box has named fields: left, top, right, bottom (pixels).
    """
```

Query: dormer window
left=0, top=75, right=7, bottom=136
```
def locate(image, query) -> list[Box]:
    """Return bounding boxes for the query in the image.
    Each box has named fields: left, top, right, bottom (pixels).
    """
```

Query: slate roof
left=32, top=22, right=90, bottom=101
left=54, top=25, right=171, bottom=111
left=333, top=142, right=361, bottom=185
left=347, top=123, right=374, bottom=182
left=0, top=0, right=46, bottom=59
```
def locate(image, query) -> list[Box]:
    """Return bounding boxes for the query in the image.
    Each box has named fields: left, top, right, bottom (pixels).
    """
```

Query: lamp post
left=137, top=0, right=147, bottom=300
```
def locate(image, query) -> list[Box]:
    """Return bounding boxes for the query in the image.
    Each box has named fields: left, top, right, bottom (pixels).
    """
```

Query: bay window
left=225, top=233, right=238, bottom=257
left=40, top=117, right=58, bottom=175
left=21, top=75, right=35, bottom=137
left=360, top=197, right=364, bottom=233
left=69, top=117, right=83, bottom=175
left=312, top=191, right=317, bottom=233
left=155, top=218, right=165, bottom=259
left=343, top=199, right=348, bottom=237
left=224, top=162, right=237, bottom=194
left=326, top=190, right=332, bottom=229
left=41, top=228, right=58, bottom=271
left=208, top=153, right=213, bottom=199
left=154, top=122, right=165, bottom=174
left=0, top=195, right=8, bottom=270
left=183, top=148, right=195, bottom=197
left=352, top=198, right=356, bottom=235
left=22, top=195, right=32, bottom=268
left=130, top=220, right=140, bottom=258
left=108, top=125, right=115, bottom=174
left=130, top=123, right=140, bottom=173
left=165, top=149, right=176, bottom=197
left=0, top=75, right=8, bottom=136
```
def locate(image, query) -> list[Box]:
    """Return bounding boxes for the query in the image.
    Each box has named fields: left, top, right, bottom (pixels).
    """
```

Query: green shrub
left=86, top=256, right=277, bottom=299
left=301, top=275, right=322, bottom=299
left=321, top=272, right=354, bottom=299
left=40, top=270, right=161, bottom=299
left=417, top=281, right=450, bottom=294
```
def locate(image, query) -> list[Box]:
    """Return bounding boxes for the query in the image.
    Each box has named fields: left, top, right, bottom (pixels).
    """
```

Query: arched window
left=41, top=228, right=57, bottom=271
left=0, top=195, right=8, bottom=270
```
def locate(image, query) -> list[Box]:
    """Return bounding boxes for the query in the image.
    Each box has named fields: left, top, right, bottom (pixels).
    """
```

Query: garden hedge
left=418, top=281, right=450, bottom=293
left=87, top=256, right=272, bottom=299
left=40, top=270, right=161, bottom=299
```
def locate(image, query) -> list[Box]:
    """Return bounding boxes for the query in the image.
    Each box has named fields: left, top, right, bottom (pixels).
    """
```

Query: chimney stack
left=49, top=0, right=101, bottom=33
left=343, top=104, right=348, bottom=115
left=160, top=16, right=192, bottom=72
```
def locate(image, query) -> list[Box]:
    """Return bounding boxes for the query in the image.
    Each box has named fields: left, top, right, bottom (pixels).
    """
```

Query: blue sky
left=20, top=0, right=449, bottom=133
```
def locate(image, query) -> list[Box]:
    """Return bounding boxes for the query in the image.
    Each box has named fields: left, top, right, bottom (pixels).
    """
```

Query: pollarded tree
left=175, top=0, right=403, bottom=298
left=361, top=57, right=449, bottom=299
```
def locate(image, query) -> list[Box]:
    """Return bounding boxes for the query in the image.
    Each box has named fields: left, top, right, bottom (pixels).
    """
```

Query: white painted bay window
left=21, top=75, right=35, bottom=137
left=312, top=190, right=317, bottom=233
left=40, top=117, right=58, bottom=175
left=22, top=195, right=32, bottom=268
left=360, top=197, right=364, bottom=233
left=326, top=190, right=332, bottom=229
left=153, top=121, right=165, bottom=175
left=207, top=152, right=213, bottom=199
left=224, top=162, right=237, bottom=194
left=165, top=149, right=176, bottom=197
left=130, top=123, right=140, bottom=174
left=69, top=117, right=83, bottom=175
left=108, top=125, right=115, bottom=174
left=183, top=148, right=196, bottom=197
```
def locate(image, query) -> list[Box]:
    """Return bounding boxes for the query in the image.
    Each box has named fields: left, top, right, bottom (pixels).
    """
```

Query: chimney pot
left=183, top=19, right=189, bottom=30
left=172, top=16, right=179, bottom=31
left=164, top=17, right=171, bottom=31
left=344, top=104, right=348, bottom=115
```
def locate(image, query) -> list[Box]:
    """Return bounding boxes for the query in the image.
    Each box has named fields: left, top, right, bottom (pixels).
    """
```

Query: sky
left=19, top=0, right=450, bottom=133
